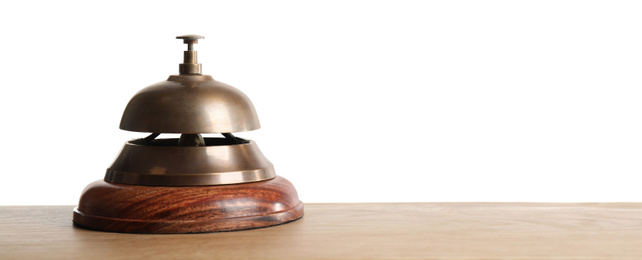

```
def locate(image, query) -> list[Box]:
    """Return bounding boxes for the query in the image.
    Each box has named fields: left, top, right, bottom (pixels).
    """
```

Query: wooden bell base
left=73, top=176, right=303, bottom=234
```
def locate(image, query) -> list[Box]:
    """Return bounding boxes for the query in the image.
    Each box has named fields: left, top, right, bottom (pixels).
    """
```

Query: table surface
left=2, top=203, right=642, bottom=259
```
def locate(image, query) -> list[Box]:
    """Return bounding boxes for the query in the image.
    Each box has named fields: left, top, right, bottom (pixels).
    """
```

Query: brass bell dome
left=120, top=35, right=260, bottom=133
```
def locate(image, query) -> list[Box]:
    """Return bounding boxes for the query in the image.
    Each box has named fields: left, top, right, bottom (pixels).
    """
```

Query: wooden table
left=2, top=203, right=642, bottom=259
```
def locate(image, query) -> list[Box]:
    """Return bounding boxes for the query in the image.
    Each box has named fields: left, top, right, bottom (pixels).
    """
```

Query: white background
left=1, top=1, right=641, bottom=205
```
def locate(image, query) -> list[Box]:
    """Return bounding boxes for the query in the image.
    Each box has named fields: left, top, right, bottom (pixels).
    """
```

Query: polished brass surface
left=105, top=138, right=276, bottom=186
left=119, top=74, right=260, bottom=133
left=119, top=36, right=260, bottom=134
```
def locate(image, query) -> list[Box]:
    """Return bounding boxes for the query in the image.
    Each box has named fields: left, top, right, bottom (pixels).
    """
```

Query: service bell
left=73, top=35, right=304, bottom=233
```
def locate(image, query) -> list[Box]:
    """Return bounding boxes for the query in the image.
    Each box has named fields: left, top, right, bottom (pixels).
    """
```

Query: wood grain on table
left=2, top=203, right=642, bottom=259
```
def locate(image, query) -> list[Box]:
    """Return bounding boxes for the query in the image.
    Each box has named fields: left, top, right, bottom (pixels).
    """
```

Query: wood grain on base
left=73, top=176, right=303, bottom=233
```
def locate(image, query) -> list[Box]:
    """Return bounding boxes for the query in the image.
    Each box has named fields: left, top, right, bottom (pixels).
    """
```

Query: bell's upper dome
left=119, top=35, right=260, bottom=134
left=119, top=75, right=260, bottom=133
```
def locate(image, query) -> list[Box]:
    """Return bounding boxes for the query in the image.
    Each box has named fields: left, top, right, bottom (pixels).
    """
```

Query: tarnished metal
left=105, top=138, right=276, bottom=186
left=178, top=134, right=205, bottom=146
left=119, top=36, right=260, bottom=134
left=108, top=35, right=268, bottom=187
left=119, top=75, right=261, bottom=133
left=177, top=35, right=203, bottom=74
